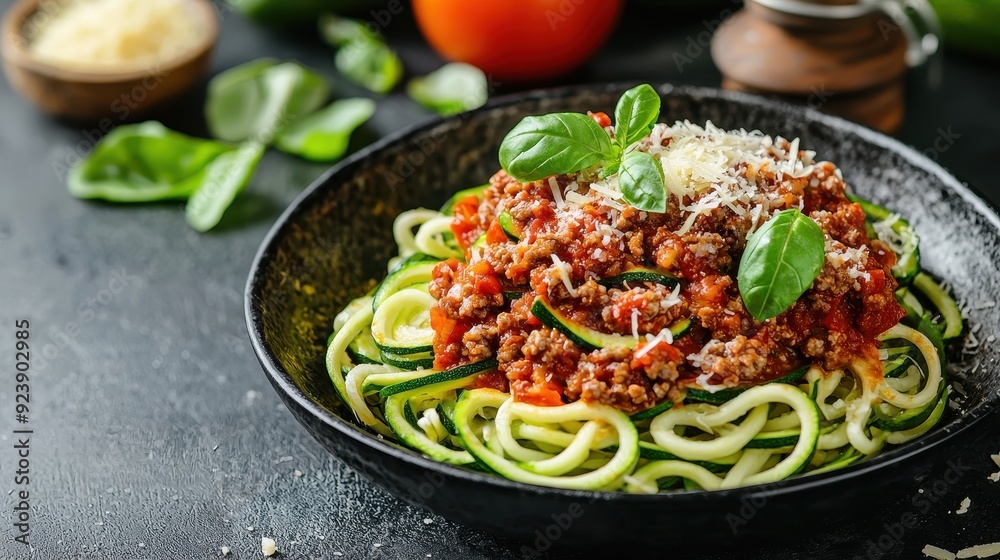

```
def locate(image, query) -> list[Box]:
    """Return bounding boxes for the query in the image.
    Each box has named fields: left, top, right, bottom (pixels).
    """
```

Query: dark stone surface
left=0, top=2, right=998, bottom=559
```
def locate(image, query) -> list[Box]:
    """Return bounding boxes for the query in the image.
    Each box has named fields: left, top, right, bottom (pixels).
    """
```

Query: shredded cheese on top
left=550, top=254, right=576, bottom=296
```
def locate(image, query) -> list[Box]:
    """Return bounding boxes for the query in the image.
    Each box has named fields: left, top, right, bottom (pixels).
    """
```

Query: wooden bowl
left=0, top=0, right=218, bottom=123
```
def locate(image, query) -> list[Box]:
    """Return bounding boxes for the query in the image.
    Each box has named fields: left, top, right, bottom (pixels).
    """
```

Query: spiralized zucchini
left=321, top=193, right=959, bottom=493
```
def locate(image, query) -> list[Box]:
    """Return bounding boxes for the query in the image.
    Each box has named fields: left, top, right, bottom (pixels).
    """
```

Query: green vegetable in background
left=738, top=209, right=827, bottom=322
left=928, top=0, right=1000, bottom=57
left=407, top=62, right=488, bottom=116
left=275, top=98, right=376, bottom=161
left=498, top=84, right=668, bottom=213
left=70, top=58, right=376, bottom=232
left=185, top=142, right=267, bottom=232
left=335, top=40, right=403, bottom=94
left=206, top=60, right=330, bottom=143
left=320, top=14, right=403, bottom=94
left=227, top=0, right=380, bottom=25
left=319, top=13, right=378, bottom=46
left=68, top=122, right=236, bottom=202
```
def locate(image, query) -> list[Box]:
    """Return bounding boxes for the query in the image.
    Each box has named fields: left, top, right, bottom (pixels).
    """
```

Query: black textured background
left=0, top=1, right=998, bottom=559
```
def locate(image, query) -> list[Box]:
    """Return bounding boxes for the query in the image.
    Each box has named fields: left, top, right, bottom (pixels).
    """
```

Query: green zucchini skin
left=598, top=267, right=679, bottom=289
left=685, top=366, right=809, bottom=404
left=372, top=254, right=439, bottom=311
left=630, top=399, right=674, bottom=421
left=347, top=329, right=382, bottom=364
left=379, top=358, right=498, bottom=399
left=440, top=184, right=490, bottom=214
left=848, top=194, right=920, bottom=286
left=871, top=381, right=945, bottom=431
left=530, top=297, right=691, bottom=352
left=912, top=272, right=964, bottom=340
left=497, top=211, right=520, bottom=241
left=380, top=351, right=435, bottom=371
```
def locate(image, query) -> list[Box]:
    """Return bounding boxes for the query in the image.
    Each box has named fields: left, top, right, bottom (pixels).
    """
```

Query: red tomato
left=412, top=0, right=624, bottom=82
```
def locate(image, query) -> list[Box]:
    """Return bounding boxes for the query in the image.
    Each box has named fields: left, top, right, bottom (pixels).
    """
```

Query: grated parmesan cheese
left=924, top=544, right=957, bottom=560
left=955, top=497, right=971, bottom=514
left=548, top=177, right=565, bottom=208
left=30, top=0, right=204, bottom=71
left=261, top=537, right=277, bottom=557
left=550, top=255, right=576, bottom=297
left=957, top=542, right=1000, bottom=559
left=695, top=371, right=725, bottom=393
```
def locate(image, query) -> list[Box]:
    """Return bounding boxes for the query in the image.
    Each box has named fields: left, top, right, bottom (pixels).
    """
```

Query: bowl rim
left=245, top=82, right=1000, bottom=503
left=0, top=0, right=219, bottom=82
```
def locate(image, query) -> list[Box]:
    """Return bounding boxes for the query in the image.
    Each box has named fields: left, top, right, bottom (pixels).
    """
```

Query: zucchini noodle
left=321, top=185, right=960, bottom=493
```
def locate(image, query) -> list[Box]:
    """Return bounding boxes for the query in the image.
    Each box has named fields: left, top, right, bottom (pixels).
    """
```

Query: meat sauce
left=427, top=129, right=905, bottom=413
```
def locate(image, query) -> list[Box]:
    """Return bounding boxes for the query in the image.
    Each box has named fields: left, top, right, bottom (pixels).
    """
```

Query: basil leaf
left=738, top=209, right=826, bottom=321
left=206, top=60, right=329, bottom=143
left=185, top=142, right=266, bottom=232
left=335, top=38, right=403, bottom=94
left=407, top=63, right=488, bottom=116
left=67, top=122, right=236, bottom=202
left=618, top=151, right=666, bottom=212
left=615, top=84, right=660, bottom=148
left=275, top=98, right=376, bottom=161
left=499, top=113, right=614, bottom=183
left=319, top=13, right=380, bottom=47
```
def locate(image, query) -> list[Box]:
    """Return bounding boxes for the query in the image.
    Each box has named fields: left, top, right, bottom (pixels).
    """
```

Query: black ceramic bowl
left=245, top=84, right=1000, bottom=547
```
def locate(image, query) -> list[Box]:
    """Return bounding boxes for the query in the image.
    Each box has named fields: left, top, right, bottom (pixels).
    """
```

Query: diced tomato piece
left=512, top=380, right=564, bottom=406
left=468, top=260, right=503, bottom=296
left=431, top=306, right=470, bottom=370
left=485, top=219, right=508, bottom=245
left=629, top=341, right=682, bottom=370
left=861, top=268, right=886, bottom=296
left=589, top=111, right=611, bottom=128
left=821, top=296, right=853, bottom=333
left=450, top=195, right=483, bottom=249
left=470, top=369, right=509, bottom=392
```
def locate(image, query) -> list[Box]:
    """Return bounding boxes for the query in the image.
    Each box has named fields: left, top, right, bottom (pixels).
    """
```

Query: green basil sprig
left=185, top=142, right=267, bottom=232
left=69, top=59, right=375, bottom=232
left=614, top=83, right=660, bottom=148
left=498, top=84, right=667, bottom=213
left=319, top=14, right=403, bottom=94
left=67, top=122, right=236, bottom=202
left=407, top=63, right=489, bottom=116
left=618, top=151, right=666, bottom=212
left=738, top=209, right=826, bottom=321
left=275, top=98, right=376, bottom=161
left=206, top=59, right=330, bottom=143
left=500, top=113, right=612, bottom=182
